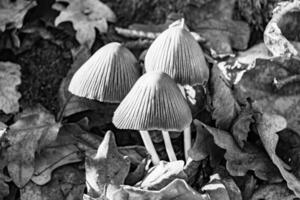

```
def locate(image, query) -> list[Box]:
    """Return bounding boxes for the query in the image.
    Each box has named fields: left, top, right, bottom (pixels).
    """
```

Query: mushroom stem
left=162, top=131, right=177, bottom=161
left=183, top=126, right=191, bottom=160
left=139, top=131, right=160, bottom=165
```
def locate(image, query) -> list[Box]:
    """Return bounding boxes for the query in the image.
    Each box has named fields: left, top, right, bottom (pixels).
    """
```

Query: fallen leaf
left=184, top=0, right=250, bottom=57
left=211, top=64, right=240, bottom=130
left=264, top=1, right=300, bottom=58
left=85, top=131, right=130, bottom=198
left=0, top=61, right=21, bottom=114
left=20, top=166, right=85, bottom=200
left=202, top=172, right=242, bottom=200
left=196, top=19, right=250, bottom=57
left=6, top=105, right=61, bottom=188
left=0, top=0, right=37, bottom=31
left=136, top=160, right=187, bottom=190
left=188, top=120, right=223, bottom=167
left=256, top=113, right=300, bottom=197
left=237, top=60, right=300, bottom=133
left=242, top=175, right=257, bottom=200
left=200, top=121, right=282, bottom=182
left=31, top=144, right=82, bottom=185
left=53, top=0, right=116, bottom=48
left=118, top=146, right=148, bottom=166
left=125, top=157, right=150, bottom=186
left=112, top=179, right=209, bottom=200
left=250, top=183, right=297, bottom=200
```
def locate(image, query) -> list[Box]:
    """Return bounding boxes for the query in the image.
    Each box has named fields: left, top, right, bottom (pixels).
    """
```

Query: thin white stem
left=162, top=131, right=177, bottom=161
left=184, top=126, right=191, bottom=161
left=140, top=131, right=160, bottom=165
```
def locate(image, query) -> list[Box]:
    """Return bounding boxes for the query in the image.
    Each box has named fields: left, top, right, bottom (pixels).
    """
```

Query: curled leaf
left=7, top=105, right=61, bottom=188
left=256, top=113, right=300, bottom=197
left=264, top=1, right=300, bottom=57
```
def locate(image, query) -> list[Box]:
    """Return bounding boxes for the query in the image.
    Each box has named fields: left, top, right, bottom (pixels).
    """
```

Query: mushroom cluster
left=68, top=19, right=209, bottom=165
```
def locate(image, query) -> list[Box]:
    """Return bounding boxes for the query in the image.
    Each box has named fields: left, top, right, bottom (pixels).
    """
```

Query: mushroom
left=68, top=42, right=140, bottom=103
left=144, top=19, right=209, bottom=160
left=113, top=72, right=192, bottom=165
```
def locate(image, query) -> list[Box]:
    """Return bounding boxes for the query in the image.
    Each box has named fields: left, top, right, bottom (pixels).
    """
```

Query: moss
left=16, top=39, right=72, bottom=114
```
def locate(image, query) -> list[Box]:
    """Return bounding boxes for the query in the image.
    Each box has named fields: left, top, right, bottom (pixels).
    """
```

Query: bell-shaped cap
left=68, top=42, right=140, bottom=103
left=113, top=72, right=192, bottom=131
left=145, top=19, right=209, bottom=85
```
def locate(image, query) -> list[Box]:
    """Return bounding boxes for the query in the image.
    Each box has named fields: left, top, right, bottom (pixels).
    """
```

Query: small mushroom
left=145, top=19, right=209, bottom=160
left=68, top=42, right=140, bottom=103
left=144, top=19, right=209, bottom=85
left=113, top=72, right=192, bottom=165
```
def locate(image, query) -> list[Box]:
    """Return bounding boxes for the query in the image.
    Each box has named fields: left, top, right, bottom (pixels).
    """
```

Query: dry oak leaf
left=111, top=179, right=209, bottom=200
left=211, top=64, right=240, bottom=130
left=85, top=131, right=130, bottom=198
left=256, top=113, right=300, bottom=197
left=21, top=166, right=85, bottom=200
left=199, top=121, right=282, bottom=182
left=0, top=61, right=21, bottom=114
left=6, top=105, right=61, bottom=188
left=0, top=0, right=36, bottom=31
left=237, top=60, right=300, bottom=133
left=31, top=144, right=82, bottom=185
left=53, top=0, right=116, bottom=48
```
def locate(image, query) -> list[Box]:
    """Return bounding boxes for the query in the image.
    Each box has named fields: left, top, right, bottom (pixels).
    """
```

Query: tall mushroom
left=68, top=42, right=140, bottom=103
left=113, top=72, right=192, bottom=165
left=144, top=19, right=209, bottom=160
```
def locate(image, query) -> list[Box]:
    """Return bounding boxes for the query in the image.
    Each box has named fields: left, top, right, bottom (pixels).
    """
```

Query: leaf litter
left=1, top=0, right=300, bottom=199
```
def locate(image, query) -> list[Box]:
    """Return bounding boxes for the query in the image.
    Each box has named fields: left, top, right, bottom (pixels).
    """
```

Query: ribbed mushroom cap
left=145, top=23, right=209, bottom=85
left=68, top=42, right=140, bottom=103
left=113, top=72, right=192, bottom=131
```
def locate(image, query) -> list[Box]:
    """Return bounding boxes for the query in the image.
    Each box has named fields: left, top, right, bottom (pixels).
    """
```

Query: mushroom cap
left=68, top=42, right=140, bottom=103
left=144, top=23, right=209, bottom=85
left=113, top=72, right=192, bottom=131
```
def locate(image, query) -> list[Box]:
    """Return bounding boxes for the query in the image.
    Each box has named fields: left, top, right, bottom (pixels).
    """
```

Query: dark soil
left=16, top=39, right=72, bottom=114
